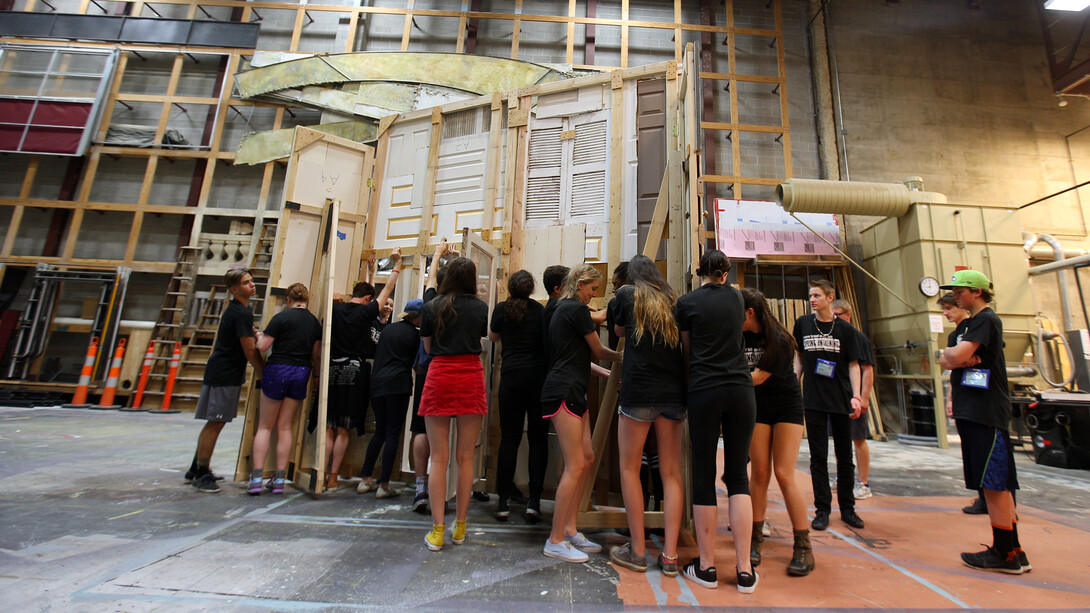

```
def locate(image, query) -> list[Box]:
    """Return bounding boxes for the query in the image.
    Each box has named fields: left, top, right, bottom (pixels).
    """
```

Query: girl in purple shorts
left=249, top=283, right=322, bottom=494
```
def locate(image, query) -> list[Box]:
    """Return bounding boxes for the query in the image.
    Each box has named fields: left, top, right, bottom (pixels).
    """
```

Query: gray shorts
left=195, top=385, right=242, bottom=422
left=618, top=405, right=687, bottom=422
left=851, top=413, right=870, bottom=441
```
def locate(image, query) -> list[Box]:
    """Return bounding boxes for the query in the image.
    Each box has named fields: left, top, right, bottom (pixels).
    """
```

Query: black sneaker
left=192, top=473, right=221, bottom=493
left=1018, top=550, right=1031, bottom=573
left=185, top=469, right=225, bottom=483
left=960, top=546, right=1023, bottom=575
left=682, top=558, right=718, bottom=589
left=842, top=510, right=865, bottom=529
left=412, top=491, right=429, bottom=514
left=811, top=511, right=830, bottom=531
left=525, top=498, right=543, bottom=524
left=737, top=569, right=759, bottom=594
left=472, top=491, right=490, bottom=502
left=962, top=497, right=988, bottom=515
left=495, top=497, right=510, bottom=521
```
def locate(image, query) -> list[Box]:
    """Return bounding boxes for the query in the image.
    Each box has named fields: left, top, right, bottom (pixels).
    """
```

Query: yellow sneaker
left=425, top=524, right=445, bottom=551
left=452, top=519, right=466, bottom=544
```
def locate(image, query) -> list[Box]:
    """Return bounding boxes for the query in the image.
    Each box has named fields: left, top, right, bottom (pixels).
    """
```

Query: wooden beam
left=2, top=156, right=38, bottom=256
left=607, top=71, right=624, bottom=283
left=642, top=174, right=670, bottom=259
left=510, top=0, right=522, bottom=59
left=415, top=108, right=443, bottom=257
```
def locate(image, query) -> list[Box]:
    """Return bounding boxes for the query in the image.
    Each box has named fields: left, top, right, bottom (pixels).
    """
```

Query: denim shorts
left=262, top=363, right=312, bottom=400
left=618, top=405, right=687, bottom=422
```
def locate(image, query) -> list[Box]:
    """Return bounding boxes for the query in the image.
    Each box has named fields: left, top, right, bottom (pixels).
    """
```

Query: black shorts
left=755, top=398, right=804, bottom=426
left=956, top=419, right=1019, bottom=492
left=409, top=364, right=428, bottom=435
left=851, top=414, right=869, bottom=441
left=543, top=399, right=588, bottom=420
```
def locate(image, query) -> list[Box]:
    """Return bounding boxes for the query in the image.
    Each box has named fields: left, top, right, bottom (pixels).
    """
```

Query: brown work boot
left=750, top=521, right=764, bottom=567
left=787, top=529, right=815, bottom=576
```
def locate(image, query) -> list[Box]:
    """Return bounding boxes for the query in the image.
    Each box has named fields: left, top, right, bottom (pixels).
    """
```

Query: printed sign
left=714, top=199, right=841, bottom=259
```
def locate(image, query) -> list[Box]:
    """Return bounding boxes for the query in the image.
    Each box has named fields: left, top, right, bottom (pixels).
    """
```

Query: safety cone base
left=91, top=405, right=121, bottom=410
left=146, top=408, right=181, bottom=414
left=60, top=404, right=93, bottom=409
left=118, top=407, right=148, bottom=412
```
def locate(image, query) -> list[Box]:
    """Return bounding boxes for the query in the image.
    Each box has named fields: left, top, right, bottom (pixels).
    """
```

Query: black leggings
left=496, top=367, right=548, bottom=499
left=689, top=384, right=756, bottom=505
left=805, top=409, right=854, bottom=514
left=361, top=393, right=410, bottom=483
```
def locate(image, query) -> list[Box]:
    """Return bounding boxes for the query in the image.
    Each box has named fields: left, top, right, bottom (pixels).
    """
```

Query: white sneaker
left=853, top=481, right=873, bottom=499
left=762, top=521, right=771, bottom=537
left=565, top=532, right=602, bottom=554
left=544, top=538, right=589, bottom=563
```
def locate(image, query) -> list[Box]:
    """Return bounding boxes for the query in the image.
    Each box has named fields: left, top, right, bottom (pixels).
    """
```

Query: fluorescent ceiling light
left=1045, top=0, right=1090, bottom=11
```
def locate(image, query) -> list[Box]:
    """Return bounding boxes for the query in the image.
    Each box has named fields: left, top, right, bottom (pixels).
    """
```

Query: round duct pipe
left=776, top=178, right=947, bottom=217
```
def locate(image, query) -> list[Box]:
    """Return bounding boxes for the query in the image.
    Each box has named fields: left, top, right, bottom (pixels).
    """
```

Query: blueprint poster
left=714, top=199, right=841, bottom=259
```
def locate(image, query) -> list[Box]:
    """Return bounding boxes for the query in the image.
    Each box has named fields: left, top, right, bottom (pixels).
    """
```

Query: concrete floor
left=1, top=406, right=1089, bottom=612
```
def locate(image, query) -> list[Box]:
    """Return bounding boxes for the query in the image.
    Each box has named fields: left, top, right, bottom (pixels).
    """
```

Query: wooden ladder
left=129, top=247, right=201, bottom=409
left=248, top=220, right=277, bottom=323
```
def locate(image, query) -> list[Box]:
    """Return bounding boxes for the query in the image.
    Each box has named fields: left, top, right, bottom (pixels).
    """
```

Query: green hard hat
left=939, top=269, right=991, bottom=290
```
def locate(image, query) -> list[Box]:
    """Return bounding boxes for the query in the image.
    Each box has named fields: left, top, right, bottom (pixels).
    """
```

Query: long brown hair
left=434, top=256, right=477, bottom=337
left=627, top=255, right=679, bottom=347
left=741, top=287, right=795, bottom=370
left=504, top=270, right=534, bottom=324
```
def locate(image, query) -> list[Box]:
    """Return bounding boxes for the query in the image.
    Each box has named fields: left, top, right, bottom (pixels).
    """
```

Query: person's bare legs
left=693, top=505, right=718, bottom=570
left=654, top=417, right=685, bottom=561
left=274, top=397, right=301, bottom=471
left=984, top=489, right=1016, bottom=528
left=772, top=423, right=809, bottom=530
left=196, top=420, right=227, bottom=468
left=749, top=423, right=773, bottom=522
left=425, top=416, right=452, bottom=527
left=854, top=439, right=871, bottom=485
left=729, top=493, right=754, bottom=575
left=617, top=415, right=652, bottom=554
left=412, top=433, right=430, bottom=480
left=454, top=414, right=484, bottom=523
left=549, top=409, right=587, bottom=544
left=329, top=427, right=349, bottom=478
left=251, top=393, right=281, bottom=473
left=565, top=413, right=594, bottom=536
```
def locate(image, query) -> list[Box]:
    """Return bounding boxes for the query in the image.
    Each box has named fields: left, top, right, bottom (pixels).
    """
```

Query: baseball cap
left=403, top=298, right=424, bottom=314
left=939, top=269, right=991, bottom=290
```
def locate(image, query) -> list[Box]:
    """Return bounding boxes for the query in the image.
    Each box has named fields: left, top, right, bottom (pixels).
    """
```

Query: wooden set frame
left=1, top=0, right=794, bottom=278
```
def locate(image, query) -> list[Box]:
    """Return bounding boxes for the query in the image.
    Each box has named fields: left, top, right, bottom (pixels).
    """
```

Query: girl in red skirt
left=419, top=256, right=489, bottom=551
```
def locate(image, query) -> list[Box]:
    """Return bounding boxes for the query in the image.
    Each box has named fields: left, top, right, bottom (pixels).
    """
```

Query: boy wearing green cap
left=938, top=269, right=1028, bottom=574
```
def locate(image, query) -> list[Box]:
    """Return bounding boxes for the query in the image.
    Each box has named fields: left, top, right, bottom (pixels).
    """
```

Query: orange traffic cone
left=62, top=336, right=99, bottom=408
left=122, top=340, right=156, bottom=412
left=93, top=338, right=127, bottom=410
left=148, top=342, right=182, bottom=414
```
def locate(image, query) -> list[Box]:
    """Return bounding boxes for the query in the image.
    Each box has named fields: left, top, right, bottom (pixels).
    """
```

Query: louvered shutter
left=525, top=119, right=563, bottom=224
left=568, top=111, right=609, bottom=221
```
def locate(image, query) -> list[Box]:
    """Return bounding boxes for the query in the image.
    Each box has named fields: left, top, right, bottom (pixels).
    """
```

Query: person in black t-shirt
left=488, top=270, right=547, bottom=522
left=939, top=292, right=987, bottom=515
left=319, top=249, right=402, bottom=493
left=541, top=264, right=570, bottom=357
left=248, top=283, right=322, bottom=495
left=831, top=299, right=876, bottom=501
left=793, top=279, right=864, bottom=532
left=359, top=298, right=423, bottom=499
left=938, top=269, right=1026, bottom=574
left=741, top=288, right=814, bottom=577
left=540, top=264, right=622, bottom=564
left=188, top=267, right=265, bottom=493
left=676, top=250, right=758, bottom=593
left=419, top=257, right=489, bottom=552
left=407, top=242, right=458, bottom=514
left=606, top=256, right=686, bottom=577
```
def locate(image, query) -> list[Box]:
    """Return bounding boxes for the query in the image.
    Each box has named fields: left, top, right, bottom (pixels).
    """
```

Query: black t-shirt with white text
left=490, top=299, right=546, bottom=373
left=950, top=308, right=1010, bottom=431
left=264, top=307, right=322, bottom=367
left=330, top=300, right=381, bottom=359
left=541, top=298, right=597, bottom=412
left=792, top=313, right=861, bottom=414
left=203, top=299, right=254, bottom=386
left=743, top=330, right=801, bottom=408
left=420, top=295, right=488, bottom=356
left=675, top=283, right=752, bottom=392
left=613, top=285, right=685, bottom=407
left=371, top=319, right=421, bottom=397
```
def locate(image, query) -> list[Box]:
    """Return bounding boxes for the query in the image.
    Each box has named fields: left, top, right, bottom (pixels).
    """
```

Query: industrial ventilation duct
left=776, top=177, right=947, bottom=217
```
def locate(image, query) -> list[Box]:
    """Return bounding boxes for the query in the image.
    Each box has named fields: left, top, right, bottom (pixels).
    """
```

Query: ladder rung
left=166, top=292, right=186, bottom=296
left=161, top=307, right=184, bottom=312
